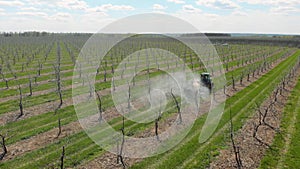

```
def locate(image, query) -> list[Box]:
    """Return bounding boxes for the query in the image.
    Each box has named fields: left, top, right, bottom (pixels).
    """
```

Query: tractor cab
left=200, top=73, right=213, bottom=90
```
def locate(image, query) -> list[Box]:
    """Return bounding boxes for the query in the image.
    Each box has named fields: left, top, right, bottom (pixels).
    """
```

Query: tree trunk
left=57, top=118, right=62, bottom=137
left=17, top=85, right=24, bottom=119
left=60, top=146, right=65, bottom=169
left=0, top=134, right=7, bottom=160
left=171, top=89, right=182, bottom=124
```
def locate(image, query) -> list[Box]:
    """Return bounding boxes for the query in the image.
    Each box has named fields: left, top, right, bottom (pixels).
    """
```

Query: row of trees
left=228, top=56, right=300, bottom=168
left=0, top=41, right=65, bottom=163
left=225, top=49, right=294, bottom=93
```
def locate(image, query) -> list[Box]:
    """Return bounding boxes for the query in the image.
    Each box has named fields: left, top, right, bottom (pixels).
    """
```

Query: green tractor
left=200, top=73, right=213, bottom=91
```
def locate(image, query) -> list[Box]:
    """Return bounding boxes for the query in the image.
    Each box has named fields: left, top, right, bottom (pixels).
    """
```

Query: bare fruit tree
left=53, top=42, right=63, bottom=114
left=232, top=76, right=236, bottom=90
left=229, top=110, right=242, bottom=169
left=95, top=91, right=103, bottom=123
left=171, top=89, right=182, bottom=124
left=0, top=65, right=9, bottom=89
left=56, top=118, right=62, bottom=138
left=53, top=42, right=63, bottom=138
left=117, top=110, right=126, bottom=169
left=53, top=64, right=63, bottom=114
left=252, top=102, right=275, bottom=147
left=28, top=75, right=33, bottom=96
left=155, top=103, right=162, bottom=141
left=60, top=146, right=65, bottom=169
left=17, top=85, right=24, bottom=119
left=127, top=83, right=131, bottom=111
left=0, top=134, right=7, bottom=160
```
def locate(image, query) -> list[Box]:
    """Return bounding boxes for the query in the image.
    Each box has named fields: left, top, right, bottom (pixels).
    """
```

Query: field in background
left=0, top=33, right=300, bottom=168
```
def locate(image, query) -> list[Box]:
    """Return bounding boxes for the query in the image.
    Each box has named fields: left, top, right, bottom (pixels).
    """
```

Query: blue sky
left=0, top=0, right=299, bottom=34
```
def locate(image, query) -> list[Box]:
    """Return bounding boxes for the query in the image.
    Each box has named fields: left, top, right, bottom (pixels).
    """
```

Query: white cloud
left=167, top=0, right=185, bottom=4
left=0, top=8, right=4, bottom=16
left=238, top=0, right=300, bottom=15
left=91, top=4, right=135, bottom=12
left=0, top=0, right=299, bottom=34
left=0, top=13, right=112, bottom=32
left=182, top=5, right=202, bottom=13
left=0, top=0, right=24, bottom=6
left=57, top=0, right=88, bottom=10
left=270, top=6, right=299, bottom=15
left=20, top=7, right=40, bottom=11
left=50, top=12, right=72, bottom=21
left=153, top=4, right=167, bottom=10
left=52, top=12, right=71, bottom=18
left=204, top=13, right=219, bottom=18
left=231, top=10, right=248, bottom=16
left=25, top=0, right=88, bottom=10
left=24, top=0, right=54, bottom=6
left=16, top=11, right=48, bottom=17
left=237, top=0, right=300, bottom=6
left=196, top=0, right=240, bottom=9
left=82, top=11, right=108, bottom=19
left=152, top=10, right=167, bottom=14
left=23, top=1, right=135, bottom=13
left=173, top=10, right=300, bottom=34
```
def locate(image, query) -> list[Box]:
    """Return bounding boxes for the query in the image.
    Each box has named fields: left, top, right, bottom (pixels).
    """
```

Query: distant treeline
left=1, top=32, right=232, bottom=37
left=181, top=33, right=231, bottom=37
left=0, top=31, right=92, bottom=37
left=1, top=32, right=299, bottom=39
left=0, top=31, right=51, bottom=37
